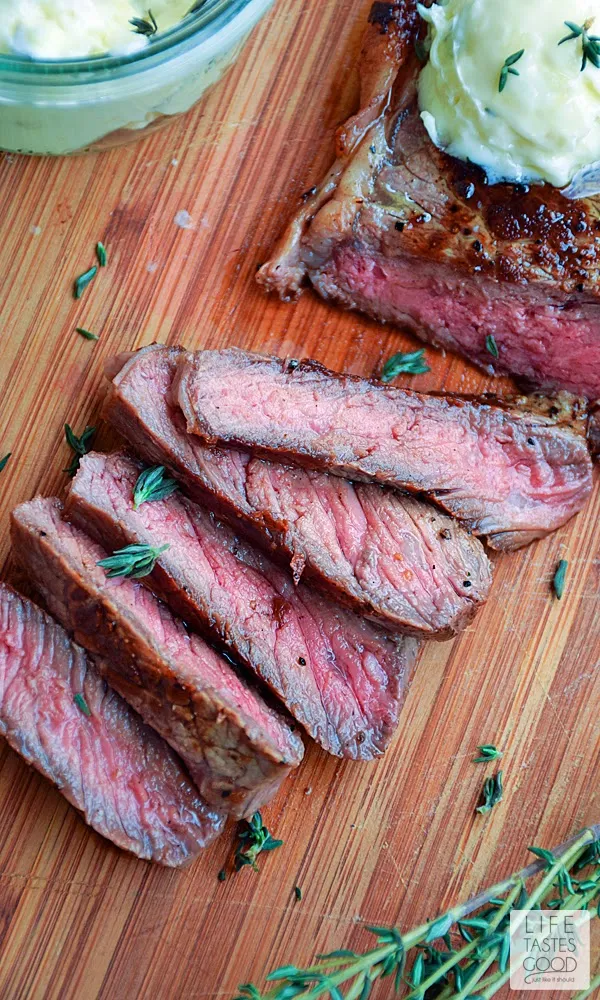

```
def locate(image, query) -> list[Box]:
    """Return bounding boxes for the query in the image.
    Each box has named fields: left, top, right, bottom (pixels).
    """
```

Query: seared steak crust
left=10, top=498, right=304, bottom=818
left=173, top=348, right=593, bottom=551
left=66, top=451, right=418, bottom=758
left=0, top=583, right=224, bottom=866
left=102, top=346, right=492, bottom=639
left=258, top=0, right=600, bottom=399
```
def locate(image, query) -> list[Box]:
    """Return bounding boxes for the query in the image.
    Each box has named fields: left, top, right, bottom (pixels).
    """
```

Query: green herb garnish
left=130, top=10, right=158, bottom=36
left=234, top=812, right=283, bottom=872
left=97, top=543, right=170, bottom=579
left=133, top=466, right=179, bottom=509
left=64, top=424, right=95, bottom=477
left=76, top=327, right=99, bottom=342
left=559, top=20, right=600, bottom=71
left=553, top=558, right=568, bottom=600
left=381, top=349, right=430, bottom=381
left=0, top=453, right=11, bottom=474
left=473, top=744, right=503, bottom=763
left=74, top=266, right=98, bottom=300
left=294, top=886, right=302, bottom=901
left=96, top=242, right=107, bottom=267
left=498, top=49, right=524, bottom=92
left=74, top=693, right=91, bottom=717
left=218, top=869, right=227, bottom=882
left=476, top=771, right=504, bottom=815
left=485, top=334, right=499, bottom=359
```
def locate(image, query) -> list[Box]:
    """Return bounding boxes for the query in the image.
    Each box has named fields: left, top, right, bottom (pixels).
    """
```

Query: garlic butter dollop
left=418, top=0, right=600, bottom=189
left=0, top=0, right=193, bottom=60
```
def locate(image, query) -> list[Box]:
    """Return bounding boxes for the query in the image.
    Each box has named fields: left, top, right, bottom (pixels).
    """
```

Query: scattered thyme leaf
left=234, top=812, right=283, bottom=872
left=133, top=465, right=179, bottom=509
left=485, top=334, right=499, bottom=359
left=96, top=242, right=107, bottom=267
left=0, top=453, right=11, bottom=474
left=476, top=771, right=504, bottom=814
left=381, top=349, right=430, bottom=381
left=97, top=543, right=170, bottom=579
left=130, top=10, right=158, bottom=36
left=74, top=693, right=91, bottom=717
left=553, top=558, right=568, bottom=600
left=76, top=327, right=99, bottom=341
left=217, top=869, right=227, bottom=882
left=498, top=49, right=524, bottom=92
left=294, top=886, right=302, bottom=901
left=74, top=265, right=98, bottom=300
left=64, top=424, right=95, bottom=477
left=473, top=744, right=503, bottom=763
left=559, top=19, right=600, bottom=72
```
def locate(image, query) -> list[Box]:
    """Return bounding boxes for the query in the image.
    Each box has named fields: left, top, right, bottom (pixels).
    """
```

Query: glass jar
left=0, top=0, right=273, bottom=156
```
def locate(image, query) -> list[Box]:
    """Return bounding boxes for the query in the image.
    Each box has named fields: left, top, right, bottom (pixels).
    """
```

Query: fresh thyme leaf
left=130, top=10, right=158, bottom=36
left=64, top=424, right=96, bottom=477
left=381, top=349, right=430, bottom=381
left=553, top=558, right=568, bottom=600
left=96, top=242, right=107, bottom=267
left=0, top=453, right=11, bottom=474
left=97, top=542, right=169, bottom=579
left=74, top=265, right=98, bottom=300
left=234, top=811, right=283, bottom=872
left=473, top=744, right=503, bottom=763
left=559, top=19, right=600, bottom=71
left=294, top=886, right=302, bottom=901
left=476, top=770, right=504, bottom=814
left=74, top=693, right=91, bottom=717
left=217, top=869, right=227, bottom=882
left=485, top=334, right=499, bottom=359
left=76, top=327, right=99, bottom=342
left=498, top=49, right=524, bottom=92
left=133, top=465, right=179, bottom=509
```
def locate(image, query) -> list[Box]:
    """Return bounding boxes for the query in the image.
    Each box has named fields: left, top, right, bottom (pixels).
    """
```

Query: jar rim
left=0, top=0, right=254, bottom=78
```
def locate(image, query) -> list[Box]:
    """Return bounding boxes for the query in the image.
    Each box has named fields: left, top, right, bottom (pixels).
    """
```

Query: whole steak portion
left=0, top=583, right=224, bottom=866
left=174, top=348, right=593, bottom=552
left=11, top=498, right=304, bottom=818
left=67, top=451, right=418, bottom=759
left=258, top=0, right=600, bottom=399
left=103, top=345, right=492, bottom=639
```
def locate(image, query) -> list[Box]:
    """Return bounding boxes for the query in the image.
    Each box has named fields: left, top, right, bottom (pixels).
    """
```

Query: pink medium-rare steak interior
left=67, top=452, right=419, bottom=759
left=173, top=348, right=593, bottom=551
left=0, top=583, right=224, bottom=866
left=10, top=497, right=304, bottom=818
left=101, top=345, right=492, bottom=639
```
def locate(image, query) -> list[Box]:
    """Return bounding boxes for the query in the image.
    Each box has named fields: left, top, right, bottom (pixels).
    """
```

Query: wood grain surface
left=0, top=1, right=599, bottom=997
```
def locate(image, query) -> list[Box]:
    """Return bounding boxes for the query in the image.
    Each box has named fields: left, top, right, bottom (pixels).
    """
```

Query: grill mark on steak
left=101, top=345, right=491, bottom=637
left=10, top=498, right=304, bottom=818
left=173, top=348, right=593, bottom=551
left=258, top=0, right=600, bottom=399
left=0, top=583, right=224, bottom=866
left=65, top=451, right=418, bottom=759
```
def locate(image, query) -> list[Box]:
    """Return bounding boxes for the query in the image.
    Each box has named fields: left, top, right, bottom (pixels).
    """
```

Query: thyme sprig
left=64, top=424, right=95, bottom=477
left=559, top=19, right=600, bottom=71
left=133, top=466, right=179, bottom=509
left=234, top=812, right=283, bottom=872
left=97, top=542, right=169, bottom=579
left=476, top=771, right=504, bottom=815
left=130, top=10, right=158, bottom=36
left=235, top=825, right=600, bottom=1000
left=381, top=350, right=430, bottom=381
left=498, top=49, right=524, bottom=92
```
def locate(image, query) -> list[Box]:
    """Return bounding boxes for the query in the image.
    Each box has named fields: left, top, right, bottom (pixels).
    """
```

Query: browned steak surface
left=0, top=583, right=224, bottom=866
left=10, top=498, right=304, bottom=818
left=258, top=0, right=600, bottom=399
left=102, top=345, right=492, bottom=639
left=66, top=451, right=418, bottom=759
left=173, top=348, right=593, bottom=551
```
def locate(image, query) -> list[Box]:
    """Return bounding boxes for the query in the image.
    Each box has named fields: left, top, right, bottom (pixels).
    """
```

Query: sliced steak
left=0, top=583, right=224, bottom=866
left=10, top=498, right=304, bottom=818
left=173, top=348, right=593, bottom=551
left=258, top=1, right=600, bottom=400
left=65, top=452, right=418, bottom=758
left=102, top=346, right=492, bottom=638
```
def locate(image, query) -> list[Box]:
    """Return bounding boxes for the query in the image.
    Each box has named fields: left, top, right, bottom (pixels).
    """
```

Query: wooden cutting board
left=0, top=2, right=599, bottom=996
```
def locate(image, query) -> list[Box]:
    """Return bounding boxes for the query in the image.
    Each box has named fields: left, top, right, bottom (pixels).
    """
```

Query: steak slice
left=173, top=348, right=593, bottom=551
left=0, top=583, right=224, bottom=866
left=102, top=346, right=492, bottom=639
left=66, top=452, right=418, bottom=758
left=258, top=1, right=600, bottom=400
left=10, top=498, right=304, bottom=818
